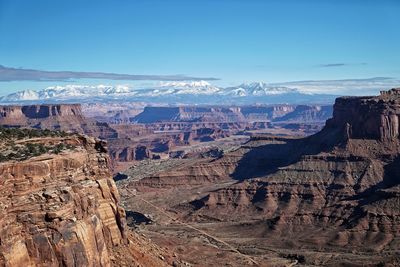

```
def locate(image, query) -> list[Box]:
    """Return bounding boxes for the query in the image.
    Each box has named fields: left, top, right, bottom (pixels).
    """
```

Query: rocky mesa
left=0, top=104, right=117, bottom=139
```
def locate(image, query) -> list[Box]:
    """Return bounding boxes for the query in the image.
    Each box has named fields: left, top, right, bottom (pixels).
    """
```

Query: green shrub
left=0, top=127, right=75, bottom=162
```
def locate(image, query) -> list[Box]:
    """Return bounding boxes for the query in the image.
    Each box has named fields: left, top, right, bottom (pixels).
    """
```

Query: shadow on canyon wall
left=230, top=125, right=343, bottom=181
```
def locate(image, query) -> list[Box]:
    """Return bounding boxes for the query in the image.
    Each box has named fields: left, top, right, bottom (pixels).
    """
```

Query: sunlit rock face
left=0, top=135, right=127, bottom=267
left=0, top=104, right=118, bottom=139
left=327, top=88, right=400, bottom=140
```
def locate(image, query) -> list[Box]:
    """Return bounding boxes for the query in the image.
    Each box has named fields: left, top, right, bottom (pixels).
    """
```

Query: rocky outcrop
left=0, top=104, right=117, bottom=139
left=108, top=127, right=230, bottom=164
left=273, top=105, right=332, bottom=122
left=326, top=89, right=400, bottom=140
left=0, top=135, right=127, bottom=266
left=241, top=105, right=295, bottom=120
left=0, top=104, right=83, bottom=120
left=111, top=145, right=153, bottom=162
left=0, top=104, right=83, bottom=124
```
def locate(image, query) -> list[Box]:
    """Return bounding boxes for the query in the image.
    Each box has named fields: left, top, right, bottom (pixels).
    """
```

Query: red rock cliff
left=0, top=104, right=83, bottom=120
left=326, top=88, right=400, bottom=140
left=0, top=136, right=127, bottom=267
left=0, top=104, right=117, bottom=139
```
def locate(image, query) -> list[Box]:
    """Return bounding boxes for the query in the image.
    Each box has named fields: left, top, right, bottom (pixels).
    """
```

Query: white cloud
left=273, top=77, right=400, bottom=95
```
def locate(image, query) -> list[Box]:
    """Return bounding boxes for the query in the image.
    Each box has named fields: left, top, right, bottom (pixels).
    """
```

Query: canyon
left=1, top=90, right=399, bottom=266
left=118, top=89, right=400, bottom=266
left=0, top=101, right=333, bottom=266
left=0, top=103, right=332, bottom=171
left=2, top=1, right=397, bottom=266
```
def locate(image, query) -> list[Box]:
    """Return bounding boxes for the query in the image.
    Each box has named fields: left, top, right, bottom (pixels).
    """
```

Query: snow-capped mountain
left=3, top=90, right=40, bottom=101
left=0, top=81, right=337, bottom=104
left=0, top=85, right=135, bottom=102
left=158, top=81, right=220, bottom=95
left=134, top=81, right=221, bottom=97
left=224, top=82, right=299, bottom=96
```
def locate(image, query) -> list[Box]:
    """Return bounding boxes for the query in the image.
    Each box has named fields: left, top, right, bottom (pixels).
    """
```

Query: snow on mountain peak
left=0, top=89, right=40, bottom=101
left=240, top=82, right=269, bottom=88
left=229, top=82, right=299, bottom=96
left=104, top=85, right=131, bottom=94
left=0, top=81, right=312, bottom=103
left=157, top=80, right=220, bottom=95
left=160, top=80, right=211, bottom=88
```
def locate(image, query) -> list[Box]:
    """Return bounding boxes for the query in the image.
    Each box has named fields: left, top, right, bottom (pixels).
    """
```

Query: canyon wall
left=273, top=105, right=333, bottom=122
left=132, top=104, right=333, bottom=124
left=0, top=104, right=84, bottom=125
left=0, top=136, right=127, bottom=267
left=0, top=104, right=117, bottom=139
left=326, top=89, right=400, bottom=140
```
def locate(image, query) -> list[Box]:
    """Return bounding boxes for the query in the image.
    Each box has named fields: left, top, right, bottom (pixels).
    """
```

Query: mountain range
left=0, top=81, right=338, bottom=104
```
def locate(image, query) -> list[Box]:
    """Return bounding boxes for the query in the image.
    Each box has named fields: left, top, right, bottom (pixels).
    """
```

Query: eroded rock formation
left=327, top=90, right=400, bottom=140
left=132, top=105, right=323, bottom=123
left=273, top=105, right=332, bottom=122
left=0, top=135, right=127, bottom=266
left=0, top=104, right=117, bottom=139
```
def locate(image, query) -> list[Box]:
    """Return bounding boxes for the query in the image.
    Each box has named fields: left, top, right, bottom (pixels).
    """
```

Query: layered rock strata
left=0, top=104, right=117, bottom=139
left=132, top=104, right=332, bottom=123
left=0, top=135, right=127, bottom=266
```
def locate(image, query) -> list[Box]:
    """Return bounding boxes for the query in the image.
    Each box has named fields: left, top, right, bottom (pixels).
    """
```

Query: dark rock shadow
left=113, top=172, right=128, bottom=181
left=346, top=155, right=400, bottom=203
left=341, top=155, right=400, bottom=228
left=230, top=125, right=343, bottom=180
left=126, top=210, right=153, bottom=227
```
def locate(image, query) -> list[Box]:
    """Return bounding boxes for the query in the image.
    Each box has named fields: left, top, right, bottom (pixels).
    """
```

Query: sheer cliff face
left=327, top=89, right=400, bottom=140
left=0, top=104, right=117, bottom=139
left=273, top=105, right=333, bottom=122
left=0, top=104, right=83, bottom=122
left=0, top=136, right=127, bottom=267
left=132, top=105, right=298, bottom=123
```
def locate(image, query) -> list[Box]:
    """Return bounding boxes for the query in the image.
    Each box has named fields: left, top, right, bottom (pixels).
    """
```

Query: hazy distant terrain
left=0, top=81, right=338, bottom=105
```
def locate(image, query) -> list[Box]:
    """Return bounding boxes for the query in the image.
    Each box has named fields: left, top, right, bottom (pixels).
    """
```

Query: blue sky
left=0, top=0, right=399, bottom=95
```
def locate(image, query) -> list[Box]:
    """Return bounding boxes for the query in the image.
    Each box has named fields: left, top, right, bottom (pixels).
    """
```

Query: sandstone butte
left=0, top=134, right=173, bottom=267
